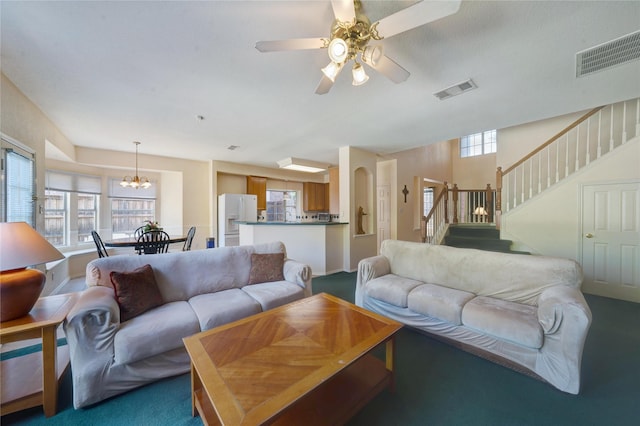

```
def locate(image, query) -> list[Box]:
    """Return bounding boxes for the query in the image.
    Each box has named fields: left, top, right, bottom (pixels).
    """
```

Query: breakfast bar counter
left=238, top=222, right=348, bottom=275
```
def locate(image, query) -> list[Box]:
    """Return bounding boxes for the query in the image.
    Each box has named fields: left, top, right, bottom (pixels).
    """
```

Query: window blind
left=5, top=148, right=35, bottom=225
left=45, top=170, right=102, bottom=194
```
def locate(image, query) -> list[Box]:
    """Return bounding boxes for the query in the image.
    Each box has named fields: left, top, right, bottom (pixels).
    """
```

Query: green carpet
left=3, top=272, right=638, bottom=425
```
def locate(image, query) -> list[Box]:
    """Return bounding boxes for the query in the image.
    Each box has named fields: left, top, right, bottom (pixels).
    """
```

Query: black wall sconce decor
left=402, top=185, right=409, bottom=203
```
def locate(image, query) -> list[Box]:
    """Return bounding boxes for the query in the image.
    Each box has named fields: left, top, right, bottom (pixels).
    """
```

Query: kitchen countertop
left=238, top=221, right=348, bottom=226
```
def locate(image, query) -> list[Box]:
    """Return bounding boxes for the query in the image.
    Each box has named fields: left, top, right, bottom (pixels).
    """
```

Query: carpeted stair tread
left=447, top=225, right=500, bottom=239
left=444, top=235, right=513, bottom=252
left=444, top=225, right=530, bottom=254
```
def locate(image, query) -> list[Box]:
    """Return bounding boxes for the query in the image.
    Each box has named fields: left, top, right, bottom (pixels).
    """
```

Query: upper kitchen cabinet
left=246, top=176, right=267, bottom=210
left=303, top=182, right=328, bottom=212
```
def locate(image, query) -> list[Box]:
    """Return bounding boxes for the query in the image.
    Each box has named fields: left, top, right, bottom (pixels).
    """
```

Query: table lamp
left=0, top=222, right=64, bottom=322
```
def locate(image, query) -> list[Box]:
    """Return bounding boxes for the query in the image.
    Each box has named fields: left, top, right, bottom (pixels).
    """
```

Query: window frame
left=1, top=136, right=36, bottom=226
left=460, top=129, right=497, bottom=158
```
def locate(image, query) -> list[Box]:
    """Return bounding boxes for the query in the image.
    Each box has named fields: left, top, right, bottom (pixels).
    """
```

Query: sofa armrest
left=536, top=286, right=592, bottom=394
left=283, top=258, right=313, bottom=298
left=64, top=286, right=121, bottom=407
left=356, top=255, right=391, bottom=306
left=538, top=286, right=592, bottom=334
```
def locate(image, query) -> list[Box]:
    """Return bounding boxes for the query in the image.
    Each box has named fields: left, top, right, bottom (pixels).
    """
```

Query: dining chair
left=183, top=226, right=196, bottom=251
left=136, top=231, right=171, bottom=255
left=91, top=231, right=109, bottom=258
left=134, top=226, right=146, bottom=239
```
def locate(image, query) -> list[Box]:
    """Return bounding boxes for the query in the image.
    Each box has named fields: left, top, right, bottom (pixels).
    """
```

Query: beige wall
left=1, top=73, right=76, bottom=230
left=382, top=140, right=454, bottom=242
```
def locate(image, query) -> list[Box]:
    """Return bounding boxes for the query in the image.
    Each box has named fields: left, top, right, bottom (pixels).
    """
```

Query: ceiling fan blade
left=375, top=0, right=461, bottom=39
left=331, top=0, right=356, bottom=23
left=255, top=38, right=328, bottom=52
left=369, top=55, right=410, bottom=84
left=315, top=75, right=334, bottom=95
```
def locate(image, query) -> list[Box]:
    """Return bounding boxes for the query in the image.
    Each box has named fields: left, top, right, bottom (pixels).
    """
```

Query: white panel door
left=582, top=182, right=640, bottom=302
left=377, top=185, right=390, bottom=253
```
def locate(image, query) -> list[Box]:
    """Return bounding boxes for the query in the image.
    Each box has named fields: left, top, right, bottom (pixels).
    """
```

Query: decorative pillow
left=110, top=264, right=163, bottom=322
left=248, top=253, right=285, bottom=285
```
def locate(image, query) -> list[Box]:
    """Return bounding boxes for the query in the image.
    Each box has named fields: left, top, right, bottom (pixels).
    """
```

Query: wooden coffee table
left=183, top=292, right=402, bottom=425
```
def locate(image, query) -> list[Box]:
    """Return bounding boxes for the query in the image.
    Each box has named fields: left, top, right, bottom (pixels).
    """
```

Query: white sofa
left=64, top=241, right=311, bottom=408
left=356, top=240, right=592, bottom=394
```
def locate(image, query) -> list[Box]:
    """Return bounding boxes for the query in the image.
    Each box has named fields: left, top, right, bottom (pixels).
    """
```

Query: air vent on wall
left=433, top=79, right=477, bottom=101
left=576, top=30, right=640, bottom=77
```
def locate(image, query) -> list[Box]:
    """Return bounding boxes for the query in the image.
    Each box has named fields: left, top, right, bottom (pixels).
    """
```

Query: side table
left=1, top=292, right=78, bottom=417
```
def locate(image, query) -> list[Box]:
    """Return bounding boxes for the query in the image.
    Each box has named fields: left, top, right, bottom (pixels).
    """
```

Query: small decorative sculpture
left=357, top=206, right=367, bottom=235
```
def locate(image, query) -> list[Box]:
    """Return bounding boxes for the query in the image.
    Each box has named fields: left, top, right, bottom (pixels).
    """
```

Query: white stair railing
left=497, top=97, right=640, bottom=217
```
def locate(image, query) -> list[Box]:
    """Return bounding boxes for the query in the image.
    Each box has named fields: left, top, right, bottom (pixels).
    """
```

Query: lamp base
left=0, top=268, right=46, bottom=322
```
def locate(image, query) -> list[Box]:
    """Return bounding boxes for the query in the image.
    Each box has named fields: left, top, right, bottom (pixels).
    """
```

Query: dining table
left=103, top=235, right=187, bottom=248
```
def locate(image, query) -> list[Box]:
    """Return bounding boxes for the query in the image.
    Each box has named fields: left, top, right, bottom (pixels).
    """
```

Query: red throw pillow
left=110, top=264, right=163, bottom=322
left=248, top=253, right=285, bottom=285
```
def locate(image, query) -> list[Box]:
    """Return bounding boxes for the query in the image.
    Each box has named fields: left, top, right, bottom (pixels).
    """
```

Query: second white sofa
left=357, top=239, right=592, bottom=394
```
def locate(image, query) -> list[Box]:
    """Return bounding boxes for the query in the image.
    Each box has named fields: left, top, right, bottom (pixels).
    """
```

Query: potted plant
left=143, top=220, right=162, bottom=232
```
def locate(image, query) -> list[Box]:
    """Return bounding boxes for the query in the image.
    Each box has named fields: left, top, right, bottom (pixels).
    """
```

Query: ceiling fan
left=255, top=0, right=461, bottom=94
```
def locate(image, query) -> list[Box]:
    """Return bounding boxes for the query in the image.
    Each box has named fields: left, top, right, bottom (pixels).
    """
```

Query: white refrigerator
left=218, top=194, right=258, bottom=247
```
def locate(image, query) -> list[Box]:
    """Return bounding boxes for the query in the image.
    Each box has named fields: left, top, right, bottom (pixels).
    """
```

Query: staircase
left=443, top=224, right=529, bottom=254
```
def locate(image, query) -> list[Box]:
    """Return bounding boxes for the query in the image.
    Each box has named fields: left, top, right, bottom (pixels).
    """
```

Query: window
left=111, top=198, right=156, bottom=238
left=460, top=129, right=497, bottom=158
left=78, top=193, right=98, bottom=243
left=44, top=190, right=68, bottom=246
left=44, top=170, right=102, bottom=247
left=1, top=139, right=36, bottom=226
left=266, top=190, right=297, bottom=222
left=423, top=187, right=434, bottom=216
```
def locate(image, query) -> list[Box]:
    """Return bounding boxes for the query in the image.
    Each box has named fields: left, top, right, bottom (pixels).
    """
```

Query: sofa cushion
left=364, top=274, right=424, bottom=308
left=189, top=289, right=262, bottom=331
left=248, top=253, right=285, bottom=284
left=408, top=284, right=476, bottom=325
left=462, top=296, right=543, bottom=349
left=113, top=301, right=200, bottom=365
left=110, top=264, right=163, bottom=322
left=242, top=281, right=305, bottom=311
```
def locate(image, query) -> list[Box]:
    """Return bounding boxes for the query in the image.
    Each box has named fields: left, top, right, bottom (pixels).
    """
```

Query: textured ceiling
left=2, top=1, right=639, bottom=170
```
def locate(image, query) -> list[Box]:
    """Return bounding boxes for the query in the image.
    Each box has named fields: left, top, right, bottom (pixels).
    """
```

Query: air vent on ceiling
left=576, top=30, right=640, bottom=77
left=433, top=79, right=477, bottom=101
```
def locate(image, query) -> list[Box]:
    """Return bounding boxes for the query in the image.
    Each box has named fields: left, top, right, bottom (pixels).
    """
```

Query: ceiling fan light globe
left=362, top=45, right=383, bottom=66
left=352, top=63, right=369, bottom=86
left=321, top=61, right=343, bottom=82
left=328, top=38, right=348, bottom=63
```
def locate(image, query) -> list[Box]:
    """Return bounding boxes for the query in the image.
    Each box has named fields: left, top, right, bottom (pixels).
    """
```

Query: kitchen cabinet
left=303, top=182, right=329, bottom=212
left=246, top=176, right=267, bottom=210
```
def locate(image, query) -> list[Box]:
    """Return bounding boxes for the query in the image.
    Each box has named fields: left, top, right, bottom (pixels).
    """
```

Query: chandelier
left=120, top=141, right=151, bottom=189
left=320, top=2, right=383, bottom=86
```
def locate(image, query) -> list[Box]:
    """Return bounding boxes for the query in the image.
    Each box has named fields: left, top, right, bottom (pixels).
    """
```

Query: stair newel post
left=496, top=167, right=503, bottom=230
left=452, top=183, right=459, bottom=224
left=485, top=183, right=493, bottom=224
left=444, top=182, right=450, bottom=224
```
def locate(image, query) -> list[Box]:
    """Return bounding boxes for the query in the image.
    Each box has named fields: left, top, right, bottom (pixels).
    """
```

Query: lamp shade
left=1, top=222, right=64, bottom=321
left=0, top=222, right=64, bottom=271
